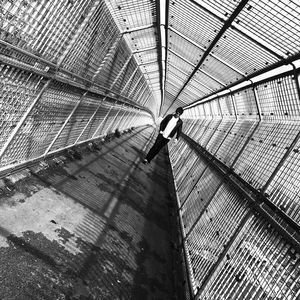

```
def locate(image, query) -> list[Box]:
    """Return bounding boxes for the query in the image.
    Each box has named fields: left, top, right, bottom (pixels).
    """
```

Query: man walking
left=143, top=107, right=184, bottom=164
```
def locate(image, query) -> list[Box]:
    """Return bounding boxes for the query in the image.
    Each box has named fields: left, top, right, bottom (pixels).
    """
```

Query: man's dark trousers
left=146, top=134, right=169, bottom=162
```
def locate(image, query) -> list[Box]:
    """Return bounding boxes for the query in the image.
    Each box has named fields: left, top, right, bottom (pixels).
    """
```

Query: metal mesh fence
left=199, top=215, right=300, bottom=300
left=171, top=69, right=300, bottom=298
left=0, top=0, right=154, bottom=173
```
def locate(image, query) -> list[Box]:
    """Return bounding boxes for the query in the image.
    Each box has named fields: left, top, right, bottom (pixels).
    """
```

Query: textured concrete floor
left=0, top=126, right=183, bottom=300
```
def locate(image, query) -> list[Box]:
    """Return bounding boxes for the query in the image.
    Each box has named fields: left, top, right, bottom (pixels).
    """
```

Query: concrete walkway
left=0, top=126, right=183, bottom=300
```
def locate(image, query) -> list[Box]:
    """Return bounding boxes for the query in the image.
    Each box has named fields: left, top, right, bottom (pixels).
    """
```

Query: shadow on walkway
left=0, top=126, right=184, bottom=300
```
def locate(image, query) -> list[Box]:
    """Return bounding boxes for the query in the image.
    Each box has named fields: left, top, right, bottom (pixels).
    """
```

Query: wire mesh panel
left=198, top=215, right=300, bottom=300
left=105, top=0, right=156, bottom=31
left=130, top=79, right=148, bottom=104
left=205, top=119, right=236, bottom=155
left=162, top=91, right=176, bottom=114
left=112, top=57, right=135, bottom=92
left=256, top=74, right=300, bottom=120
left=0, top=81, right=81, bottom=166
left=136, top=48, right=158, bottom=67
left=237, top=0, right=300, bottom=57
left=167, top=52, right=195, bottom=78
left=215, top=119, right=257, bottom=166
left=190, top=119, right=211, bottom=142
left=96, top=38, right=132, bottom=89
left=77, top=100, right=111, bottom=142
left=169, top=0, right=223, bottom=49
left=125, top=27, right=157, bottom=52
left=185, top=78, right=213, bottom=97
left=105, top=104, right=126, bottom=133
left=173, top=149, right=198, bottom=183
left=0, top=65, right=44, bottom=153
left=232, top=121, right=300, bottom=189
left=219, top=94, right=235, bottom=116
left=186, top=184, right=249, bottom=291
left=170, top=132, right=300, bottom=299
left=169, top=136, right=189, bottom=166
left=61, top=1, right=120, bottom=81
left=198, top=119, right=222, bottom=148
left=165, top=81, right=182, bottom=101
left=176, top=155, right=208, bottom=204
left=181, top=167, right=223, bottom=233
left=193, top=70, right=225, bottom=91
left=192, top=0, right=240, bottom=17
left=117, top=109, right=133, bottom=131
left=178, top=90, right=198, bottom=106
left=0, top=0, right=95, bottom=62
left=100, top=105, right=120, bottom=134
left=165, top=66, right=188, bottom=97
left=172, top=151, right=199, bottom=191
left=168, top=30, right=203, bottom=66
left=265, top=135, right=300, bottom=225
left=231, top=74, right=300, bottom=189
left=122, top=69, right=141, bottom=97
left=200, top=55, right=244, bottom=86
left=183, top=119, right=202, bottom=138
left=210, top=27, right=280, bottom=77
left=50, top=95, right=103, bottom=152
left=234, top=87, right=259, bottom=117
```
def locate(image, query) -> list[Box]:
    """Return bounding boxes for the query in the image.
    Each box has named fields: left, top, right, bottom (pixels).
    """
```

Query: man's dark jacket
left=159, top=114, right=183, bottom=139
